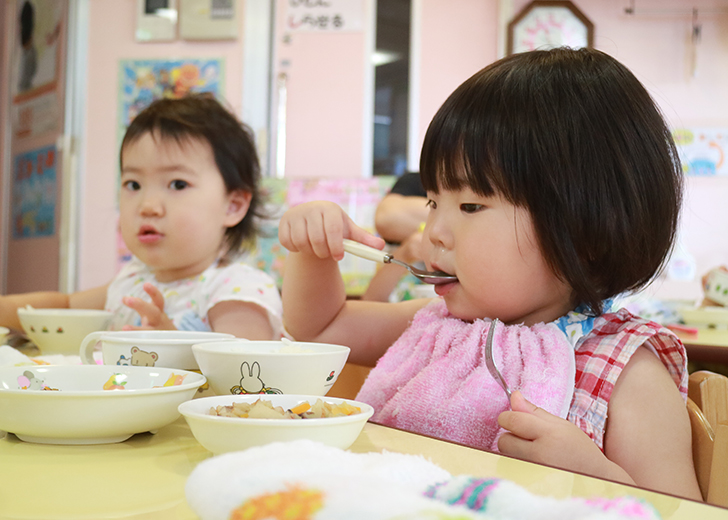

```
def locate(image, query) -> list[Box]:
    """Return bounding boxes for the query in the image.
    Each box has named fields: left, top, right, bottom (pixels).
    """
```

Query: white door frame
left=59, top=0, right=89, bottom=293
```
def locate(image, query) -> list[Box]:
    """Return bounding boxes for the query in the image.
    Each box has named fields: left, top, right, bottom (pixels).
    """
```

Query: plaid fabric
left=567, top=308, right=688, bottom=450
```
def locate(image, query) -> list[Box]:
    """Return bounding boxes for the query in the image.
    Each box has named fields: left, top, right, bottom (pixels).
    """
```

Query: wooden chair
left=687, top=370, right=728, bottom=506
left=327, top=363, right=372, bottom=400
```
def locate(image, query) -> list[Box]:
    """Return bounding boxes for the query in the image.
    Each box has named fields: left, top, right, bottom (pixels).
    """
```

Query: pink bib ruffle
left=356, top=300, right=575, bottom=453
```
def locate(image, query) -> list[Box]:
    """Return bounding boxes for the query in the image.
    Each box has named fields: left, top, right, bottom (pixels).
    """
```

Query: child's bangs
left=122, top=116, right=201, bottom=151
left=420, top=112, right=511, bottom=201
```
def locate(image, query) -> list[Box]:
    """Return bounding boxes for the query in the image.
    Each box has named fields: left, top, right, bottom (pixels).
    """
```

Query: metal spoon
left=484, top=318, right=512, bottom=401
left=342, top=239, right=458, bottom=285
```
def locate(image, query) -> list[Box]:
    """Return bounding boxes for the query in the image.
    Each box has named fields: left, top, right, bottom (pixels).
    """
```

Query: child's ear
left=224, top=190, right=252, bottom=227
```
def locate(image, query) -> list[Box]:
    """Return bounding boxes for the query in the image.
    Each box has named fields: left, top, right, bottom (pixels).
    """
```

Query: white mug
left=79, top=330, right=235, bottom=370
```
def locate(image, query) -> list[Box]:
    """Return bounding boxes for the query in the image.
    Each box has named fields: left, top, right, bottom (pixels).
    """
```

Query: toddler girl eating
left=278, top=48, right=701, bottom=500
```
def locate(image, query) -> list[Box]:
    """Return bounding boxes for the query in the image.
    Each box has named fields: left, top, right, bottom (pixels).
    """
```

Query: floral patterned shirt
left=105, top=255, right=283, bottom=338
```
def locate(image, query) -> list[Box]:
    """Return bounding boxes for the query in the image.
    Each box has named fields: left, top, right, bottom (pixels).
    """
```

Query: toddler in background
left=0, top=94, right=282, bottom=340
left=279, top=48, right=701, bottom=500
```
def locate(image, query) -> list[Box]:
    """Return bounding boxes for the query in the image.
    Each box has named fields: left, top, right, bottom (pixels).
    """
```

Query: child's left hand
left=497, top=391, right=612, bottom=478
left=121, top=282, right=176, bottom=330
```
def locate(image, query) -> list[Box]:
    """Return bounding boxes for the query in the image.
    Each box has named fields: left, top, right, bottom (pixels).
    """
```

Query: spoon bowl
left=343, top=240, right=457, bottom=285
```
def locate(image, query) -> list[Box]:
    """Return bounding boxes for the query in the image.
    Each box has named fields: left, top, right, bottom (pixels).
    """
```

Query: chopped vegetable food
left=210, top=398, right=361, bottom=419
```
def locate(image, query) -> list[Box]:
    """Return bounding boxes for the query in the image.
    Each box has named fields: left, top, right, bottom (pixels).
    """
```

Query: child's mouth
left=138, top=226, right=162, bottom=243
left=434, top=280, right=458, bottom=296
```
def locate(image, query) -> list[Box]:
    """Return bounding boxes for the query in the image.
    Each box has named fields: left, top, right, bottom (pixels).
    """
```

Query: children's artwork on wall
left=12, top=145, right=57, bottom=239
left=673, top=128, right=728, bottom=176
left=11, top=0, right=65, bottom=139
left=118, top=58, right=224, bottom=131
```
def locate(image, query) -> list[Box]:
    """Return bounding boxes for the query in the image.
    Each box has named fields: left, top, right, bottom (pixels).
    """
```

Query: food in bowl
left=179, top=394, right=374, bottom=454
left=0, top=365, right=206, bottom=444
left=17, top=307, right=113, bottom=355
left=192, top=340, right=350, bottom=396
left=210, top=397, right=362, bottom=419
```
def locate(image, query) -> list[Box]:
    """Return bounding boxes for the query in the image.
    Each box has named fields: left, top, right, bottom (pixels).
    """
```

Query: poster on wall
left=673, top=128, right=728, bottom=176
left=12, top=145, right=57, bottom=239
left=10, top=0, right=65, bottom=139
left=284, top=0, right=364, bottom=32
left=118, top=58, right=224, bottom=131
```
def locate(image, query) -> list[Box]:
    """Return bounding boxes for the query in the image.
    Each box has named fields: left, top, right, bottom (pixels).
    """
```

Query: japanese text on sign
left=285, top=0, right=364, bottom=32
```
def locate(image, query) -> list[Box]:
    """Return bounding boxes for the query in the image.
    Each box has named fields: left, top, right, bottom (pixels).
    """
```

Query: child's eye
left=169, top=180, right=189, bottom=190
left=460, top=203, right=484, bottom=213
left=426, top=199, right=437, bottom=209
left=122, top=180, right=140, bottom=191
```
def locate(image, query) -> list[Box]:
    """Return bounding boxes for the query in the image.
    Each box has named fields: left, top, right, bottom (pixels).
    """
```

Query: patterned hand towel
left=185, top=440, right=662, bottom=520
left=356, top=300, right=575, bottom=453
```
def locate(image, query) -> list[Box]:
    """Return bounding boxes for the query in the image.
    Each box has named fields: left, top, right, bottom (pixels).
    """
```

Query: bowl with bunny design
left=191, top=339, right=350, bottom=396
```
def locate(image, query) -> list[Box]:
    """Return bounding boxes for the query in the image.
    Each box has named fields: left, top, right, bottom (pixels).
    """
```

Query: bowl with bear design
left=79, top=330, right=235, bottom=369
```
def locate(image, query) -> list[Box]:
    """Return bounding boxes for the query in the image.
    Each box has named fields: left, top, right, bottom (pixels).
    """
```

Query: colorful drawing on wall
left=673, top=128, right=728, bottom=176
left=12, top=145, right=57, bottom=239
left=11, top=0, right=65, bottom=139
left=118, top=58, right=225, bottom=130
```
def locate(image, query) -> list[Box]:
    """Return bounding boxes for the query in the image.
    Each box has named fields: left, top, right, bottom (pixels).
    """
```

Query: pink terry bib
left=356, top=300, right=575, bottom=453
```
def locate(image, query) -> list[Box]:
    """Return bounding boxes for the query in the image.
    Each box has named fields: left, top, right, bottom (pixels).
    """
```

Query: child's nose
left=139, top=192, right=164, bottom=216
left=425, top=213, right=453, bottom=249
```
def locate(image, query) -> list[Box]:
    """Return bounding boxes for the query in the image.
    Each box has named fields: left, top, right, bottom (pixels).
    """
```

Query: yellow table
left=675, top=329, right=728, bottom=365
left=0, top=420, right=725, bottom=519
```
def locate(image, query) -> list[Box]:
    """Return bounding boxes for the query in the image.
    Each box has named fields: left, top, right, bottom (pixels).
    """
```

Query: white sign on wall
left=284, top=0, right=364, bottom=32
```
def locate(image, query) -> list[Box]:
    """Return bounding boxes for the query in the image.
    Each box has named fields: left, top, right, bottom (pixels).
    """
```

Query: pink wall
left=79, top=0, right=246, bottom=290
left=415, top=0, right=499, bottom=156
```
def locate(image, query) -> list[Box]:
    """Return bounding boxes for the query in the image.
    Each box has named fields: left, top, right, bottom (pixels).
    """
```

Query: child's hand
left=497, top=391, right=608, bottom=477
left=278, top=201, right=384, bottom=261
left=121, top=283, right=176, bottom=331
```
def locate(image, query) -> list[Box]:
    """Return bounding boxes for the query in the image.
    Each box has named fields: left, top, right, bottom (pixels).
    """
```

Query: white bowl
left=78, top=330, right=234, bottom=369
left=17, top=308, right=113, bottom=355
left=0, top=365, right=206, bottom=444
left=192, top=340, right=350, bottom=396
left=179, top=394, right=373, bottom=454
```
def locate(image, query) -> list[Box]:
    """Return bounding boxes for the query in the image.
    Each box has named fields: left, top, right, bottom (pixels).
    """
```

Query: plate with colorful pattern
left=0, top=365, right=205, bottom=445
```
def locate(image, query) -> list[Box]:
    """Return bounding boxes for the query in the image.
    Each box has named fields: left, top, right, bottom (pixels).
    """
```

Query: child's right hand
left=121, top=282, right=176, bottom=331
left=278, top=201, right=385, bottom=261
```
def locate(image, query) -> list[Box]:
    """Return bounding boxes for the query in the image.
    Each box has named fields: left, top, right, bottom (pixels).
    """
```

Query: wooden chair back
left=327, top=363, right=372, bottom=400
left=687, top=370, right=728, bottom=507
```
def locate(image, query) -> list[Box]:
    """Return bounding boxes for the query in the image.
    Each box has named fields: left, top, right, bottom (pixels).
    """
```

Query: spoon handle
left=342, top=239, right=390, bottom=264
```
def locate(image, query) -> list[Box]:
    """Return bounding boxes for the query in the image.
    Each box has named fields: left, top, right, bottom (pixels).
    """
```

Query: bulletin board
left=10, top=0, right=64, bottom=140
left=12, top=145, right=57, bottom=239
